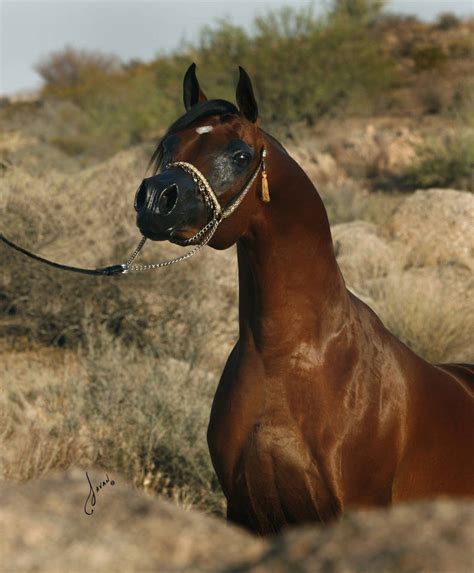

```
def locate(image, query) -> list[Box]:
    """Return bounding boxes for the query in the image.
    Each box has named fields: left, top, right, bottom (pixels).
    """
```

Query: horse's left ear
left=236, top=66, right=259, bottom=123
left=183, top=63, right=208, bottom=111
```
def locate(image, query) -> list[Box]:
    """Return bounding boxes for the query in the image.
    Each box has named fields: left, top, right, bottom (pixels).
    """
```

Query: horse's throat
left=236, top=176, right=348, bottom=350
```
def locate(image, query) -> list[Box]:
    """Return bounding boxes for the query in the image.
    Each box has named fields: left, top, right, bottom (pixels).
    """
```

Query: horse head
left=134, top=64, right=267, bottom=250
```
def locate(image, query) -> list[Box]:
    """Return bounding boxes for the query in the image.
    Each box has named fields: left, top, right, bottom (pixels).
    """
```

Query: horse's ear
left=183, top=63, right=208, bottom=111
left=236, top=66, right=258, bottom=123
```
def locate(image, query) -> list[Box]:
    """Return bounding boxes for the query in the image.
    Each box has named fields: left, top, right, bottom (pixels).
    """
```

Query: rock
left=0, top=469, right=264, bottom=573
left=247, top=500, right=474, bottom=573
left=390, top=189, right=474, bottom=271
left=2, top=470, right=473, bottom=572
left=322, top=123, right=421, bottom=180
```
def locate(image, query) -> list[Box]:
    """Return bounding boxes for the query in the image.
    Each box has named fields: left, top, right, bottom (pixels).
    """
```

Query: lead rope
left=0, top=148, right=266, bottom=276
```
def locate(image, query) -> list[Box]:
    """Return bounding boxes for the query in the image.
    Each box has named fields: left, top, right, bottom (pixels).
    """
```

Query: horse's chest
left=230, top=420, right=340, bottom=532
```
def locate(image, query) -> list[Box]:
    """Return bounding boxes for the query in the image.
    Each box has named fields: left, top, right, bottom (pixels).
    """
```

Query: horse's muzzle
left=134, top=169, right=204, bottom=241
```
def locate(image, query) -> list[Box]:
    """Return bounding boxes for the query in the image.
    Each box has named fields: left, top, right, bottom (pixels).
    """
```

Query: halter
left=0, top=148, right=267, bottom=276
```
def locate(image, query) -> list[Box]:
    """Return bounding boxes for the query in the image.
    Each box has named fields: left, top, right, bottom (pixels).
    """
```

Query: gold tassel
left=261, top=148, right=270, bottom=202
left=261, top=171, right=270, bottom=202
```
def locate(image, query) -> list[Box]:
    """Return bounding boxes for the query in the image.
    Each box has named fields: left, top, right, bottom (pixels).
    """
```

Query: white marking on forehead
left=196, top=125, right=214, bottom=135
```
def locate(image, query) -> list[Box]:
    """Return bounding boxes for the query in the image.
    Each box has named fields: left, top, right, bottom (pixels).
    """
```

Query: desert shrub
left=0, top=158, right=237, bottom=511
left=80, top=334, right=223, bottom=511
left=0, top=262, right=153, bottom=349
left=36, top=47, right=120, bottom=90
left=42, top=64, right=181, bottom=159
left=330, top=0, right=385, bottom=25
left=0, top=230, right=154, bottom=347
left=0, top=141, right=239, bottom=357
left=435, top=12, right=461, bottom=31
left=417, top=80, right=447, bottom=114
left=412, top=45, right=446, bottom=73
left=377, top=13, right=419, bottom=27
left=36, top=1, right=396, bottom=159
left=320, top=181, right=367, bottom=225
left=247, top=2, right=395, bottom=126
left=319, top=181, right=396, bottom=226
left=0, top=156, right=237, bottom=513
left=448, top=81, right=474, bottom=121
left=0, top=159, right=156, bottom=349
left=448, top=39, right=474, bottom=59
left=394, top=131, right=473, bottom=191
left=34, top=54, right=180, bottom=160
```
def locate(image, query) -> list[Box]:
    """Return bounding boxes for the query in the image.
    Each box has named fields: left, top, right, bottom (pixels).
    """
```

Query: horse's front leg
left=227, top=501, right=272, bottom=535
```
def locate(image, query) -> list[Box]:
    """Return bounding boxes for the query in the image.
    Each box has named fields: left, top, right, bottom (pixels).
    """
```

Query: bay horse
left=135, top=64, right=474, bottom=534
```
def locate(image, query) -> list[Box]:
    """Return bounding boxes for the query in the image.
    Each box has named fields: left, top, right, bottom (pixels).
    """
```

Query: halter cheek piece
left=0, top=148, right=268, bottom=276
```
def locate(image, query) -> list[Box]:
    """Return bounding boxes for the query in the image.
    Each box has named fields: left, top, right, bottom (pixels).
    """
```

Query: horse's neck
left=237, top=138, right=350, bottom=353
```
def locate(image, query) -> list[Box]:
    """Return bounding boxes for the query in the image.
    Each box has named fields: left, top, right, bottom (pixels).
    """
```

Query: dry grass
left=369, top=268, right=474, bottom=364
left=0, top=329, right=225, bottom=514
left=321, top=181, right=404, bottom=226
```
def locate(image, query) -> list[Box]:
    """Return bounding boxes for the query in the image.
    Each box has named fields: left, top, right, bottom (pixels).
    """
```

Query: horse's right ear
left=183, top=63, right=208, bottom=111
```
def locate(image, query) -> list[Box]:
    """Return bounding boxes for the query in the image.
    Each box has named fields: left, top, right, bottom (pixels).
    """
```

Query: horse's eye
left=232, top=151, right=251, bottom=166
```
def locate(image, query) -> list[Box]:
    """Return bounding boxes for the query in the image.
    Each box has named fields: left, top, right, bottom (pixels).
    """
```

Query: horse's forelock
left=150, top=99, right=239, bottom=174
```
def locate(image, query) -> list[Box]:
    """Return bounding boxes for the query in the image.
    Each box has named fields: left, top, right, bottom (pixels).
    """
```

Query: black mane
left=149, top=99, right=239, bottom=173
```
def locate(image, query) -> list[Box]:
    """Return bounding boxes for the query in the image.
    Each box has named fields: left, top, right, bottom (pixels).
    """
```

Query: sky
left=1, top=0, right=473, bottom=96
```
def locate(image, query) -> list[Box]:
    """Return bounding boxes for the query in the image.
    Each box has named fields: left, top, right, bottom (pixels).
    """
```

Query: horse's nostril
left=135, top=182, right=147, bottom=213
left=158, top=184, right=178, bottom=216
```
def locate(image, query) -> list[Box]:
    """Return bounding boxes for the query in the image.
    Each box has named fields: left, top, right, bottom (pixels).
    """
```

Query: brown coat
left=207, top=130, right=474, bottom=534
left=137, top=65, right=473, bottom=535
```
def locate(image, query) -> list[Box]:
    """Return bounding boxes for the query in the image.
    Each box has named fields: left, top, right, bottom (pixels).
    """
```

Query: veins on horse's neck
left=237, top=139, right=349, bottom=351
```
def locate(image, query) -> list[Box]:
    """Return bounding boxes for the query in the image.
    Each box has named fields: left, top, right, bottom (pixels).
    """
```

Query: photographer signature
left=84, top=471, right=116, bottom=515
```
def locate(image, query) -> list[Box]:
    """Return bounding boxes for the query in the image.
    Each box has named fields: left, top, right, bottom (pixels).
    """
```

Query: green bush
left=330, top=0, right=386, bottom=25
left=394, top=131, right=474, bottom=191
left=449, top=81, right=474, bottom=121
left=435, top=12, right=461, bottom=31
left=413, top=44, right=446, bottom=72
left=37, top=1, right=396, bottom=159
left=197, top=2, right=394, bottom=127
left=41, top=63, right=183, bottom=159
left=36, top=46, right=120, bottom=89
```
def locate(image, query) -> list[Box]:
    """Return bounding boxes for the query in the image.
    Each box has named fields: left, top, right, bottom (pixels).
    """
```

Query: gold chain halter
left=123, top=147, right=269, bottom=273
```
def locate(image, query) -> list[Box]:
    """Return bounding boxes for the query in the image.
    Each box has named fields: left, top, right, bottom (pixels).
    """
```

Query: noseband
left=0, top=148, right=267, bottom=276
